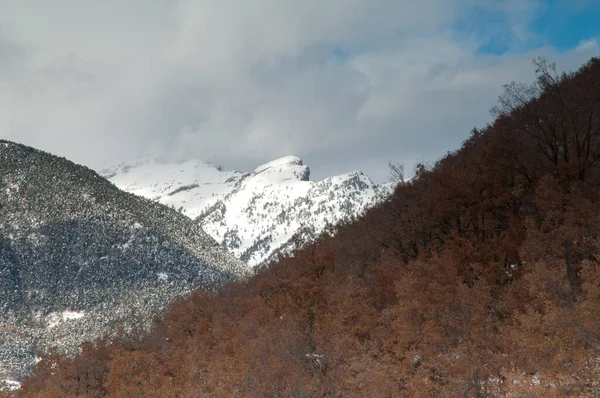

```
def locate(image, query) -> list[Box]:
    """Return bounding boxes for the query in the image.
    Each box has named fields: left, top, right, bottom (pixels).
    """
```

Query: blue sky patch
left=456, top=1, right=600, bottom=55
left=532, top=1, right=600, bottom=51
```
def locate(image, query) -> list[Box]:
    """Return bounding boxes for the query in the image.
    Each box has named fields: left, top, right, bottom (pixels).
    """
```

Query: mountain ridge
left=102, top=155, right=394, bottom=267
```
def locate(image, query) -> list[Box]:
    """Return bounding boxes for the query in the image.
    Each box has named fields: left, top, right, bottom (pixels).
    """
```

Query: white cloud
left=0, top=1, right=598, bottom=182
left=576, top=38, right=599, bottom=52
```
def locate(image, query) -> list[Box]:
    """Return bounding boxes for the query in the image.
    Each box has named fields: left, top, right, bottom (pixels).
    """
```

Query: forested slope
left=0, top=141, right=244, bottom=380
left=16, top=57, right=600, bottom=397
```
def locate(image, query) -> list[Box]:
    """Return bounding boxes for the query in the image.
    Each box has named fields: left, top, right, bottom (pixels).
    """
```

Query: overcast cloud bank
left=0, top=1, right=598, bottom=181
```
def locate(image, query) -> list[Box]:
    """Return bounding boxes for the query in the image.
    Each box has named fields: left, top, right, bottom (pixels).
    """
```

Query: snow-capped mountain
left=102, top=156, right=394, bottom=267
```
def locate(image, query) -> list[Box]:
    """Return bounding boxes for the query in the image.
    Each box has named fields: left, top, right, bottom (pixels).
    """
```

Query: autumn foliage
left=14, top=57, right=600, bottom=397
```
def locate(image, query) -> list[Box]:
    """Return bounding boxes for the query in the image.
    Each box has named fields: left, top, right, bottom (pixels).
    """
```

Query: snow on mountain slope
left=102, top=156, right=394, bottom=267
left=103, top=157, right=247, bottom=219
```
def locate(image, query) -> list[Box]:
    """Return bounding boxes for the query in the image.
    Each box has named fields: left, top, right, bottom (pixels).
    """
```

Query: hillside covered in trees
left=0, top=140, right=245, bottom=380
left=14, top=57, right=600, bottom=397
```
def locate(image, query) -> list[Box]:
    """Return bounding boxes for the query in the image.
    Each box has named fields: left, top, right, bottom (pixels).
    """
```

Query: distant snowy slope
left=103, top=157, right=247, bottom=219
left=102, top=156, right=394, bottom=267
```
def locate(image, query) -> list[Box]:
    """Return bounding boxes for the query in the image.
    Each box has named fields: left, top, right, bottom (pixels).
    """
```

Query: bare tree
left=492, top=57, right=600, bottom=180
left=387, top=161, right=405, bottom=183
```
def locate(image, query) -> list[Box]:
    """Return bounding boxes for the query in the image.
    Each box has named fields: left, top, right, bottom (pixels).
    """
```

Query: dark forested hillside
left=0, top=142, right=245, bottom=380
left=17, top=57, right=600, bottom=397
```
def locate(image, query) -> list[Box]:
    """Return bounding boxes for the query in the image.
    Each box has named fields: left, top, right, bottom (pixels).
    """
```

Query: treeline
left=15, top=57, right=600, bottom=397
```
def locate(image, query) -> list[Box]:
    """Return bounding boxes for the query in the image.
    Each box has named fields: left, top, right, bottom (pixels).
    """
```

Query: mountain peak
left=253, top=155, right=303, bottom=171
left=104, top=155, right=393, bottom=267
left=252, top=156, right=310, bottom=182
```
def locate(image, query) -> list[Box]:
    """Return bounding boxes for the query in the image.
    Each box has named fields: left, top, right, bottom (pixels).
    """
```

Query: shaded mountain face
left=0, top=140, right=245, bottom=379
left=102, top=156, right=394, bottom=267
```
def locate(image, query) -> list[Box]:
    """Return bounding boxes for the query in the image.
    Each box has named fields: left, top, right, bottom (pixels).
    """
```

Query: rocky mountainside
left=0, top=140, right=245, bottom=380
left=102, top=156, right=394, bottom=267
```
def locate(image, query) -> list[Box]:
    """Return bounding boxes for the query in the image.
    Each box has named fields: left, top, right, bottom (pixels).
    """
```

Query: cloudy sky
left=1, top=1, right=599, bottom=182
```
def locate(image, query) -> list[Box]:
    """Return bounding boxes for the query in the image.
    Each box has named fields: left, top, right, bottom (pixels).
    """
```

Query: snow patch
left=157, top=272, right=169, bottom=282
left=47, top=310, right=86, bottom=328
left=0, top=379, right=20, bottom=391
